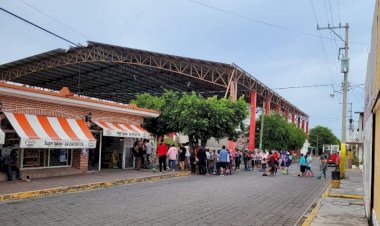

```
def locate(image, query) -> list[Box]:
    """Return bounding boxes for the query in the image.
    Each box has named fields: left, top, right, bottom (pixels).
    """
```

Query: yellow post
left=340, top=143, right=346, bottom=178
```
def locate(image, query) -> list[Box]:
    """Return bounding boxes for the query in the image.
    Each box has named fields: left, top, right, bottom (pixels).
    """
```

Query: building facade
left=364, top=1, right=380, bottom=225
left=0, top=82, right=158, bottom=181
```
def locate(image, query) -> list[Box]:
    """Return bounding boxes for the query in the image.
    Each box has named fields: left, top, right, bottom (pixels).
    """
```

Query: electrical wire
left=308, top=0, right=337, bottom=86
left=0, top=7, right=80, bottom=47
left=17, top=0, right=90, bottom=40
left=188, top=0, right=367, bottom=47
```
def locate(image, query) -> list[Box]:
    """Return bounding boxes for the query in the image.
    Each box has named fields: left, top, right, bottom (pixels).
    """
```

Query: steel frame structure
left=0, top=41, right=308, bottom=118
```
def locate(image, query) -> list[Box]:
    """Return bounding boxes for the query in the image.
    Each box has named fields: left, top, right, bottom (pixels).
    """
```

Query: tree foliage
left=254, top=113, right=306, bottom=150
left=309, top=126, right=340, bottom=154
left=131, top=91, right=248, bottom=149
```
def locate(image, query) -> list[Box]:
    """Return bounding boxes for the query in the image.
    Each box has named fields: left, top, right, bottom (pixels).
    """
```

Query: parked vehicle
left=322, top=144, right=340, bottom=166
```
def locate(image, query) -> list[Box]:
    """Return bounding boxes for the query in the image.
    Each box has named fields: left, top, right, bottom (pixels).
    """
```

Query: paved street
left=0, top=162, right=329, bottom=226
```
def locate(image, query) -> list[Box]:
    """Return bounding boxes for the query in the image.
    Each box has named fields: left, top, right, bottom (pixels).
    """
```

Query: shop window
left=23, top=149, right=72, bottom=168
left=23, top=149, right=47, bottom=167
left=49, top=149, right=71, bottom=166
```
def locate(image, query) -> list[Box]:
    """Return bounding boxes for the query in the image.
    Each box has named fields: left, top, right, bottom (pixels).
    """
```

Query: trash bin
left=331, top=171, right=340, bottom=180
left=331, top=170, right=341, bottom=188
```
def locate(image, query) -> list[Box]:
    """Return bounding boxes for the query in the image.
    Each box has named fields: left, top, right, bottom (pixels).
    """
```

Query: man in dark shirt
left=197, top=147, right=207, bottom=175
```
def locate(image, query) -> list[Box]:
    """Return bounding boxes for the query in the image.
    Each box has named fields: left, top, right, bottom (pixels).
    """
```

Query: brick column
left=248, top=92, right=257, bottom=150
left=72, top=149, right=88, bottom=172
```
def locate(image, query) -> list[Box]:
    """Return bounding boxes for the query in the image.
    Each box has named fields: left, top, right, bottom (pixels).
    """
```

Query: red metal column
left=265, top=99, right=271, bottom=115
left=301, top=118, right=305, bottom=131
left=275, top=105, right=281, bottom=113
left=291, top=113, right=295, bottom=124
left=285, top=109, right=289, bottom=122
left=249, top=92, right=257, bottom=150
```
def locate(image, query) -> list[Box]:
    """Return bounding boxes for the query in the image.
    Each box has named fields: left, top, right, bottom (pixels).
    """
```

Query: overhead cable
left=0, top=7, right=80, bottom=47
left=188, top=0, right=368, bottom=46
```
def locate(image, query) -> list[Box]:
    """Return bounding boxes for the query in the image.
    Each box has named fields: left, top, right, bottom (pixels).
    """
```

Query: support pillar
left=285, top=109, right=289, bottom=122
left=228, top=79, right=237, bottom=152
left=297, top=117, right=301, bottom=128
left=275, top=105, right=281, bottom=113
left=306, top=120, right=309, bottom=139
left=291, top=113, right=295, bottom=124
left=301, top=118, right=305, bottom=131
left=248, top=92, right=257, bottom=150
left=265, top=99, right=271, bottom=115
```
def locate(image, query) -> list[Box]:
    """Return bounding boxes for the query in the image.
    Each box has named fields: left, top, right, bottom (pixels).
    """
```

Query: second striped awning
left=5, top=112, right=96, bottom=149
left=93, top=121, right=150, bottom=138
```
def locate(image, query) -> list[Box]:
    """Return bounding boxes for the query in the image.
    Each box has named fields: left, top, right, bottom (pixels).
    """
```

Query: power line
left=0, top=7, right=80, bottom=47
left=308, top=0, right=337, bottom=86
left=188, top=0, right=368, bottom=47
left=18, top=0, right=90, bottom=40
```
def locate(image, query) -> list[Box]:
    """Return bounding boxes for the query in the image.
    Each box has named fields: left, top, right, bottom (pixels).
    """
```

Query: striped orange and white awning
left=93, top=121, right=150, bottom=138
left=5, top=112, right=96, bottom=149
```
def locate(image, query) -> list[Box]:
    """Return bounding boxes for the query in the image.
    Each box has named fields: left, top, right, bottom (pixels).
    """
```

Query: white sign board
left=103, top=129, right=149, bottom=139
left=20, top=138, right=97, bottom=149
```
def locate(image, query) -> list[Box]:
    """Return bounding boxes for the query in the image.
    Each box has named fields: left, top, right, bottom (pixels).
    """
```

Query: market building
left=0, top=82, right=158, bottom=181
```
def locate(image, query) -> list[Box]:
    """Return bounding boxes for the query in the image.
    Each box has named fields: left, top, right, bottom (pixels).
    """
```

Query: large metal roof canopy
left=0, top=41, right=307, bottom=118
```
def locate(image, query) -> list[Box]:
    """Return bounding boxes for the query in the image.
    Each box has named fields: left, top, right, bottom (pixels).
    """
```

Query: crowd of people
left=131, top=139, right=329, bottom=180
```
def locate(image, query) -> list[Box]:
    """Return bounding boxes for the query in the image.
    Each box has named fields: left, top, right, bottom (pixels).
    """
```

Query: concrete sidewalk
left=308, top=169, right=368, bottom=226
left=0, top=169, right=190, bottom=202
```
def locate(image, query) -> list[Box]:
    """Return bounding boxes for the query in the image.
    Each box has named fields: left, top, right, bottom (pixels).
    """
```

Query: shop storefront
left=3, top=112, right=96, bottom=169
left=91, top=121, right=151, bottom=171
left=0, top=82, right=158, bottom=180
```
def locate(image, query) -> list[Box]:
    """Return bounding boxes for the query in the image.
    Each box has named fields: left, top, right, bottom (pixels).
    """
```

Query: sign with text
left=20, top=138, right=97, bottom=149
left=103, top=129, right=149, bottom=138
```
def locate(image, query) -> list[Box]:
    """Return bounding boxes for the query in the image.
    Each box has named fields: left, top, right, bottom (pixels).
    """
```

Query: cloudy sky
left=0, top=0, right=375, bottom=139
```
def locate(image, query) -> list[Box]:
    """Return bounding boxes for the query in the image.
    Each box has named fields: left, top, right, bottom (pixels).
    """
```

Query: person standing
left=132, top=140, right=144, bottom=171
left=197, top=147, right=207, bottom=175
left=305, top=153, right=313, bottom=176
left=189, top=151, right=197, bottom=175
left=319, top=155, right=328, bottom=180
left=218, top=146, right=228, bottom=176
left=178, top=144, right=186, bottom=170
left=145, top=140, right=153, bottom=167
left=167, top=145, right=178, bottom=171
left=184, top=142, right=191, bottom=169
left=299, top=153, right=307, bottom=176
left=157, top=139, right=168, bottom=173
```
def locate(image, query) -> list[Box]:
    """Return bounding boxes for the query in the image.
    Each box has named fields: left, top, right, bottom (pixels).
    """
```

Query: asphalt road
left=0, top=160, right=329, bottom=226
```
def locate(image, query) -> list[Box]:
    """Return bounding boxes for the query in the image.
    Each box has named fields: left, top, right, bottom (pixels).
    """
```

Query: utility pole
left=318, top=23, right=349, bottom=178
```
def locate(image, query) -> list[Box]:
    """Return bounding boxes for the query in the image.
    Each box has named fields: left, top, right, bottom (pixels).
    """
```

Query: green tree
left=309, top=126, right=340, bottom=154
left=131, top=91, right=248, bottom=150
left=254, top=113, right=305, bottom=150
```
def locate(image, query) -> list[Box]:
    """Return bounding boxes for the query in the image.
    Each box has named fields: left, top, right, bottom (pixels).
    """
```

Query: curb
left=297, top=183, right=331, bottom=226
left=0, top=171, right=190, bottom=203
left=323, top=193, right=363, bottom=199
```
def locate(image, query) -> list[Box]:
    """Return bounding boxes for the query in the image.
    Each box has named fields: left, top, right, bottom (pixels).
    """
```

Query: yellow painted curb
left=0, top=171, right=190, bottom=203
left=301, top=202, right=322, bottom=226
left=323, top=193, right=363, bottom=199
left=301, top=183, right=330, bottom=226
